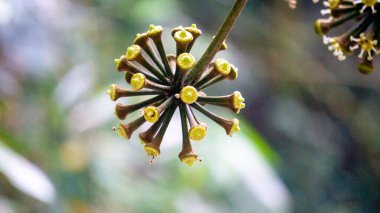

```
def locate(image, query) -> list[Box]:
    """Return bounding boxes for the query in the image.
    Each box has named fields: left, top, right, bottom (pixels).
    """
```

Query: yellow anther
left=233, top=91, right=245, bottom=113
left=228, top=118, right=240, bottom=136
left=214, top=59, right=231, bottom=75
left=106, top=84, right=117, bottom=101
left=189, top=124, right=207, bottom=141
left=177, top=53, right=196, bottom=70
left=143, top=106, right=159, bottom=123
left=147, top=24, right=163, bottom=37
left=144, top=145, right=160, bottom=157
left=180, top=155, right=198, bottom=166
left=180, top=86, right=198, bottom=104
left=174, top=30, right=193, bottom=43
left=130, top=73, right=146, bottom=91
left=125, top=45, right=141, bottom=61
left=117, top=124, right=129, bottom=139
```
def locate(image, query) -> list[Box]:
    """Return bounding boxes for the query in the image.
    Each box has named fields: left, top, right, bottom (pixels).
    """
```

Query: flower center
left=359, top=39, right=375, bottom=51
left=174, top=30, right=193, bottom=43
left=180, top=155, right=198, bottom=166
left=143, top=106, right=159, bottom=123
left=233, top=91, right=246, bottom=113
left=361, top=0, right=378, bottom=6
left=125, top=45, right=141, bottom=60
left=177, top=53, right=196, bottom=70
left=144, top=145, right=159, bottom=157
left=180, top=86, right=198, bottom=104
left=130, top=73, right=146, bottom=91
left=214, top=59, right=231, bottom=75
left=189, top=125, right=207, bottom=141
left=328, top=0, right=340, bottom=8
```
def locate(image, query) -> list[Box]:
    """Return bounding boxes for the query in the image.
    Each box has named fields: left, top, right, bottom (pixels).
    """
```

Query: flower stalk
left=185, top=0, right=248, bottom=84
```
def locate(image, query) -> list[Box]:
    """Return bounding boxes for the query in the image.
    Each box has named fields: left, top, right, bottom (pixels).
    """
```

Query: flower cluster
left=107, top=24, right=245, bottom=166
left=314, top=0, right=380, bottom=74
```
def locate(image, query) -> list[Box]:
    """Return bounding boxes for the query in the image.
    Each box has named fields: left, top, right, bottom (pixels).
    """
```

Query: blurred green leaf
left=0, top=127, right=27, bottom=156
left=240, top=117, right=280, bottom=167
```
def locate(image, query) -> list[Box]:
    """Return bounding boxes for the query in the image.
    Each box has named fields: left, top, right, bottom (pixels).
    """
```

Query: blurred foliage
left=0, top=0, right=380, bottom=213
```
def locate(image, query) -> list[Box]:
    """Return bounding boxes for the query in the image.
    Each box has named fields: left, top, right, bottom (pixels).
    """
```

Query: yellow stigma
left=125, top=45, right=141, bottom=61
left=106, top=84, right=117, bottom=101
left=177, top=53, right=196, bottom=70
left=214, top=59, right=231, bottom=75
left=189, top=124, right=207, bottom=141
left=180, top=86, right=198, bottom=104
left=228, top=118, right=240, bottom=136
left=180, top=155, right=198, bottom=166
left=147, top=24, right=163, bottom=37
left=117, top=124, right=129, bottom=139
left=233, top=92, right=245, bottom=113
left=130, top=73, right=146, bottom=91
left=174, top=30, right=193, bottom=43
left=143, top=106, right=159, bottom=123
left=144, top=145, right=160, bottom=157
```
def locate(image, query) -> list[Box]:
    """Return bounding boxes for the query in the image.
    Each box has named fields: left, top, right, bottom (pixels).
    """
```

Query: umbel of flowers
left=313, top=0, right=380, bottom=74
left=107, top=24, right=245, bottom=166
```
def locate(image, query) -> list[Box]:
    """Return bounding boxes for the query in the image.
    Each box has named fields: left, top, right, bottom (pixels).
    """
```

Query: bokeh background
left=1, top=0, right=380, bottom=212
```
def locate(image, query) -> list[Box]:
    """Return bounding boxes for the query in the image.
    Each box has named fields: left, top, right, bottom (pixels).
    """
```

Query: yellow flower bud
left=125, top=45, right=142, bottom=61
left=144, top=145, right=160, bottom=157
left=174, top=30, right=193, bottom=44
left=189, top=124, right=207, bottom=141
left=214, top=59, right=231, bottom=75
left=180, top=155, right=199, bottom=166
left=177, top=53, right=196, bottom=70
left=117, top=124, right=129, bottom=139
left=232, top=92, right=245, bottom=113
left=228, top=118, right=240, bottom=136
left=180, top=86, right=198, bottom=104
left=106, top=84, right=117, bottom=101
left=143, top=106, right=160, bottom=123
left=130, top=73, right=146, bottom=91
left=147, top=24, right=163, bottom=37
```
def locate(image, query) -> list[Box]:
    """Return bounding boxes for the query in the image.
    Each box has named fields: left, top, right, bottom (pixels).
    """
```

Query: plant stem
left=184, top=0, right=247, bottom=84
